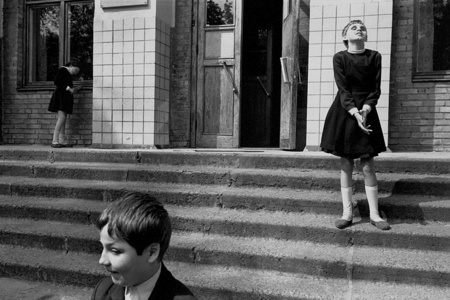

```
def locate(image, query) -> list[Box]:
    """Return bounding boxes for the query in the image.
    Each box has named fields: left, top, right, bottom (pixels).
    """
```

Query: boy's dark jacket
left=91, top=263, right=196, bottom=300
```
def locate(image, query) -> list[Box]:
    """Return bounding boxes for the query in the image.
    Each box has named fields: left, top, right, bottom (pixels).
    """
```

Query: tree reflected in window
left=206, top=0, right=234, bottom=26
left=68, top=3, right=94, bottom=80
left=30, top=5, right=60, bottom=82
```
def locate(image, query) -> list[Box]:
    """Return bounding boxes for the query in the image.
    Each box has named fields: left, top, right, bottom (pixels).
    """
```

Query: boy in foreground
left=91, top=192, right=197, bottom=300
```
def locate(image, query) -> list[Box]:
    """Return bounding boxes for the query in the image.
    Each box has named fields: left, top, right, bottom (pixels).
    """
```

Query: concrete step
left=0, top=216, right=449, bottom=287
left=0, top=277, right=92, bottom=300
left=1, top=160, right=450, bottom=197
left=2, top=146, right=450, bottom=175
left=1, top=196, right=449, bottom=252
left=0, top=177, right=449, bottom=223
left=1, top=239, right=449, bottom=300
left=1, top=147, right=450, bottom=298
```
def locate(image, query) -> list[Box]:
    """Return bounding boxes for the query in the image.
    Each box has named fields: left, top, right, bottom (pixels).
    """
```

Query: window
left=413, top=0, right=450, bottom=81
left=26, top=0, right=94, bottom=85
left=206, top=0, right=234, bottom=26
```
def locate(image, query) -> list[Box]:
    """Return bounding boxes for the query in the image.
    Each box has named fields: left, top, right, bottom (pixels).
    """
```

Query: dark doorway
left=240, top=0, right=283, bottom=147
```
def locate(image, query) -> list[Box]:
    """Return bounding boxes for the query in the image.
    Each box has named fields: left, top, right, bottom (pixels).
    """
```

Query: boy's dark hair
left=96, top=192, right=172, bottom=260
left=342, top=19, right=366, bottom=48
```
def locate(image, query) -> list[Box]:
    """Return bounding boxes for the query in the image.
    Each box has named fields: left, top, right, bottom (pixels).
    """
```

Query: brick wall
left=169, top=0, right=193, bottom=148
left=389, top=0, right=450, bottom=151
left=2, top=1, right=92, bottom=146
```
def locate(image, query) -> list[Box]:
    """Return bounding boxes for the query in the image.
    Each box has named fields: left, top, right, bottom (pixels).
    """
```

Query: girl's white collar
left=347, top=48, right=365, bottom=54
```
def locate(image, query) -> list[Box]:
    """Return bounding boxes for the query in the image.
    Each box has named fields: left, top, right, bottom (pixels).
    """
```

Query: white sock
left=59, top=135, right=67, bottom=144
left=366, top=185, right=383, bottom=222
left=340, top=187, right=353, bottom=221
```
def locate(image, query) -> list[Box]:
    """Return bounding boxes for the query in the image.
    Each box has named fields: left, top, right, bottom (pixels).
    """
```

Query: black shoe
left=51, top=142, right=63, bottom=148
left=335, top=218, right=352, bottom=229
left=370, top=219, right=391, bottom=231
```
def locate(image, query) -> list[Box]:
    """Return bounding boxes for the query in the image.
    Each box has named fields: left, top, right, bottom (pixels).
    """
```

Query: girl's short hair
left=64, top=61, right=76, bottom=67
left=341, top=19, right=366, bottom=48
left=96, top=192, right=172, bottom=260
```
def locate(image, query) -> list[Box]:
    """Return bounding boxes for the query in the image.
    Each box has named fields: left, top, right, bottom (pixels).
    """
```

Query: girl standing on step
left=48, top=61, right=80, bottom=148
left=320, top=20, right=390, bottom=231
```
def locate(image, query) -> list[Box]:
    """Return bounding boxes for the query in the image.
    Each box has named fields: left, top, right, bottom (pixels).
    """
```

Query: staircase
left=0, top=146, right=449, bottom=299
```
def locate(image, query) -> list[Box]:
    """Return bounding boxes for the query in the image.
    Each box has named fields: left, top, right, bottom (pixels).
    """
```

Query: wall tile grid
left=307, top=0, right=392, bottom=149
left=93, top=16, right=171, bottom=148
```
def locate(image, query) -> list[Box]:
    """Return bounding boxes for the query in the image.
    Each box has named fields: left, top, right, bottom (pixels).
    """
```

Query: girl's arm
left=363, top=52, right=382, bottom=110
left=333, top=53, right=358, bottom=115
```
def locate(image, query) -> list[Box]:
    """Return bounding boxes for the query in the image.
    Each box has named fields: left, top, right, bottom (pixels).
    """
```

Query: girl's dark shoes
left=51, top=142, right=62, bottom=148
left=51, top=142, right=73, bottom=148
left=370, top=219, right=391, bottom=231
left=335, top=218, right=352, bottom=229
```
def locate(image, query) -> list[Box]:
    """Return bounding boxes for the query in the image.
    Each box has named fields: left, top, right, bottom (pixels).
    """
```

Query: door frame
left=191, top=0, right=299, bottom=149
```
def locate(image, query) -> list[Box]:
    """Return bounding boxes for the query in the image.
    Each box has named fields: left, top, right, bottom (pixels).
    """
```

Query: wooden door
left=279, top=0, right=300, bottom=149
left=194, top=0, right=242, bottom=148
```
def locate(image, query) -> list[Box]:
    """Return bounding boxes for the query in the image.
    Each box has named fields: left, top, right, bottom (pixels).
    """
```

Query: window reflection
left=416, top=0, right=450, bottom=72
left=206, top=0, right=234, bottom=26
left=68, top=3, right=94, bottom=80
left=432, top=0, right=450, bottom=71
left=29, top=5, right=60, bottom=82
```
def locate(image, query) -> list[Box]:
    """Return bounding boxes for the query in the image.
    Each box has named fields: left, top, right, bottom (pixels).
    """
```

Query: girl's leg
left=361, top=157, right=390, bottom=230
left=336, top=157, right=354, bottom=229
left=59, top=112, right=68, bottom=144
left=52, top=111, right=67, bottom=144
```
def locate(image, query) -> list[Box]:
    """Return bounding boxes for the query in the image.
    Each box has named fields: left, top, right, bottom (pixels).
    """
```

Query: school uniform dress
left=320, top=49, right=386, bottom=158
left=48, top=67, right=74, bottom=114
left=91, top=263, right=197, bottom=300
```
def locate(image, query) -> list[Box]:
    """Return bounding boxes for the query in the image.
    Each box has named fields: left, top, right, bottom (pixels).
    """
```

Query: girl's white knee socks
left=340, top=186, right=353, bottom=221
left=365, top=185, right=384, bottom=222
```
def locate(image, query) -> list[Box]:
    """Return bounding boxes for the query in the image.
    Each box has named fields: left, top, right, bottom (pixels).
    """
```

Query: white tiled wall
left=92, top=16, right=170, bottom=148
left=307, top=0, right=393, bottom=149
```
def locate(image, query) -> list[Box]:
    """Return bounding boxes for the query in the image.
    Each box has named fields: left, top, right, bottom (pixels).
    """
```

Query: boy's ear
left=146, top=243, right=160, bottom=263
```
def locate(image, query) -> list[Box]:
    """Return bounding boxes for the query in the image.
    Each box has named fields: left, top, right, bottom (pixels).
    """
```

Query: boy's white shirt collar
left=125, top=263, right=161, bottom=300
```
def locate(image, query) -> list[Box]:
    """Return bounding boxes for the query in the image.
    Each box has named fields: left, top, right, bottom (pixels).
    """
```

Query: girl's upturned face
left=99, top=226, right=152, bottom=287
left=344, top=23, right=367, bottom=43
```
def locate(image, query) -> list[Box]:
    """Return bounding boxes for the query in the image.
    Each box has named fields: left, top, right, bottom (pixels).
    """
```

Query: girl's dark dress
left=320, top=49, right=386, bottom=158
left=48, top=67, right=74, bottom=114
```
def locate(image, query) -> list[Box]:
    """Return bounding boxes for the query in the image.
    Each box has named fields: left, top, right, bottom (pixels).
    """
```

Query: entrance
left=240, top=0, right=283, bottom=147
left=193, top=0, right=302, bottom=149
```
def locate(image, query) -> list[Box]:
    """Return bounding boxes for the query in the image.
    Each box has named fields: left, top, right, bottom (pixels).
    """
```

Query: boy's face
left=99, top=226, right=153, bottom=287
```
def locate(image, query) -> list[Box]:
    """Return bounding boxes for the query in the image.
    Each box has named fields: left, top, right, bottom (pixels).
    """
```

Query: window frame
left=23, top=0, right=94, bottom=89
left=413, top=0, right=450, bottom=82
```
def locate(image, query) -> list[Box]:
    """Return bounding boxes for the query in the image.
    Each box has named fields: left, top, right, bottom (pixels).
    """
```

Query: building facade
left=1, top=0, right=450, bottom=151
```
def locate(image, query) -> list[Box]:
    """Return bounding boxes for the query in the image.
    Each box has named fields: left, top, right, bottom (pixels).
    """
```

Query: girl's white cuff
left=348, top=108, right=359, bottom=115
